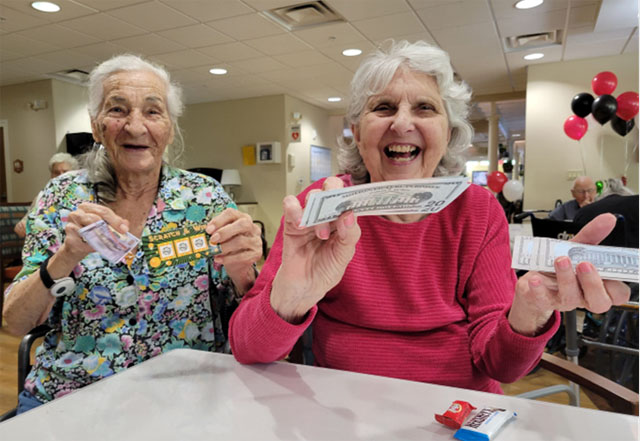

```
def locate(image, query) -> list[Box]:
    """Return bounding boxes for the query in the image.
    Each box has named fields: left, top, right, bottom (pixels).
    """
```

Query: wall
left=51, top=79, right=91, bottom=151
left=0, top=80, right=56, bottom=202
left=181, top=95, right=286, bottom=244
left=283, top=95, right=337, bottom=197
left=524, top=54, right=638, bottom=210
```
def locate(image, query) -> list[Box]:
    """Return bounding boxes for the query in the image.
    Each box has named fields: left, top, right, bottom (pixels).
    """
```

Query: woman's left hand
left=206, top=208, right=262, bottom=294
left=508, top=213, right=631, bottom=336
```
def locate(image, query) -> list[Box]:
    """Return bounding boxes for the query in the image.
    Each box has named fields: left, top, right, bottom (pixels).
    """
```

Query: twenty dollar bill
left=300, top=177, right=469, bottom=227
left=512, top=236, right=639, bottom=283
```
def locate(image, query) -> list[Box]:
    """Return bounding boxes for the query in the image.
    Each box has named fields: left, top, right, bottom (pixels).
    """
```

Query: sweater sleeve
left=464, top=195, right=560, bottom=383
left=228, top=179, right=333, bottom=364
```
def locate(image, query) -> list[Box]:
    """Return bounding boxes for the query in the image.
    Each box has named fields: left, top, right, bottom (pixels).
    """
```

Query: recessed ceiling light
left=514, top=0, right=543, bottom=9
left=342, top=48, right=362, bottom=57
left=523, top=52, right=544, bottom=60
left=513, top=133, right=521, bottom=137
left=328, top=97, right=342, bottom=102
left=31, top=1, right=60, bottom=12
left=209, top=68, right=227, bottom=75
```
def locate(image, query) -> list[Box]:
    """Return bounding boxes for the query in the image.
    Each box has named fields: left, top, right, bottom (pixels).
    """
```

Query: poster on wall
left=310, top=145, right=332, bottom=182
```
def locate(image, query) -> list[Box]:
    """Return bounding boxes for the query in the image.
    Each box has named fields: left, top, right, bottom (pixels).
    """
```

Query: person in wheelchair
left=229, top=41, right=630, bottom=395
left=548, top=176, right=597, bottom=221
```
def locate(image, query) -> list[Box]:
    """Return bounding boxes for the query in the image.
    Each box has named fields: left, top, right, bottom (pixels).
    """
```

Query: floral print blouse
left=6, top=165, right=237, bottom=403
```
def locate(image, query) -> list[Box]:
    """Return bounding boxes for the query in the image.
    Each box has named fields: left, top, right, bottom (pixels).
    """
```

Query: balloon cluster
left=487, top=171, right=523, bottom=202
left=564, top=71, right=639, bottom=140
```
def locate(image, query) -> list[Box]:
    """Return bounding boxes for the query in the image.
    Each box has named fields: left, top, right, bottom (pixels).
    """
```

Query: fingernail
left=557, top=257, right=571, bottom=270
left=318, top=227, right=330, bottom=240
left=210, top=233, right=220, bottom=242
left=345, top=212, right=355, bottom=227
left=577, top=262, right=592, bottom=274
left=120, top=223, right=129, bottom=232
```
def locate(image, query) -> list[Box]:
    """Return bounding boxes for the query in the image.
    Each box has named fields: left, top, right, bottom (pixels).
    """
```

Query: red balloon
left=487, top=171, right=508, bottom=193
left=616, top=91, right=639, bottom=121
left=564, top=115, right=588, bottom=141
left=591, top=71, right=617, bottom=95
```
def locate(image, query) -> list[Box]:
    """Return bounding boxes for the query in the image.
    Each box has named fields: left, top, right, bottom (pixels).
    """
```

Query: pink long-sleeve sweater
left=229, top=177, right=559, bottom=393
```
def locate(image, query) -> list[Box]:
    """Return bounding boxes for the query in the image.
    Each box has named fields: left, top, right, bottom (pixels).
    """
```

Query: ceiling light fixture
left=523, top=52, right=544, bottom=60
left=31, top=1, right=60, bottom=12
left=328, top=97, right=342, bottom=102
left=209, top=68, right=227, bottom=75
left=342, top=48, right=362, bottom=57
left=514, top=0, right=543, bottom=9
left=512, top=133, right=521, bottom=137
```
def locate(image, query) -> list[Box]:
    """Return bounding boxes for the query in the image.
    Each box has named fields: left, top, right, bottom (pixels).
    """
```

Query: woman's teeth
left=385, top=145, right=419, bottom=162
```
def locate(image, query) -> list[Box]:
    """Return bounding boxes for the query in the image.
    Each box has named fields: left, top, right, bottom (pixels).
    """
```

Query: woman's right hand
left=60, top=202, right=130, bottom=263
left=270, top=177, right=361, bottom=323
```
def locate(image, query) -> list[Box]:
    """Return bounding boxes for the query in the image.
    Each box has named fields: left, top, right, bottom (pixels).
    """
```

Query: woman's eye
left=373, top=103, right=392, bottom=112
left=418, top=103, right=435, bottom=111
left=108, top=106, right=124, bottom=113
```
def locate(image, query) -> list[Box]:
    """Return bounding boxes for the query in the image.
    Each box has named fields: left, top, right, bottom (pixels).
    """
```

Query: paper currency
left=300, top=177, right=469, bottom=227
left=78, top=220, right=140, bottom=264
left=512, top=235, right=639, bottom=283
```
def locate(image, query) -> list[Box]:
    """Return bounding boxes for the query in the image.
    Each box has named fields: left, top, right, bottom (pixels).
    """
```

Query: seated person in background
left=574, top=178, right=638, bottom=248
left=229, top=41, right=630, bottom=394
left=13, top=153, right=79, bottom=238
left=548, top=176, right=596, bottom=221
left=3, top=54, right=263, bottom=414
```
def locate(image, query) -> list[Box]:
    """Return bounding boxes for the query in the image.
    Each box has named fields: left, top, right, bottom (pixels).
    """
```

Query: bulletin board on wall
left=310, top=145, right=332, bottom=182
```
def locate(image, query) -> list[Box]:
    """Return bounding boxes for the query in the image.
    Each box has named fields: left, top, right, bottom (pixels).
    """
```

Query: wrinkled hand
left=509, top=213, right=631, bottom=335
left=206, top=208, right=262, bottom=293
left=63, top=202, right=130, bottom=263
left=270, top=177, right=361, bottom=323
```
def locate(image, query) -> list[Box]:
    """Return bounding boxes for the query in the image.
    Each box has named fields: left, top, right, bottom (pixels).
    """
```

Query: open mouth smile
left=384, top=144, right=421, bottom=162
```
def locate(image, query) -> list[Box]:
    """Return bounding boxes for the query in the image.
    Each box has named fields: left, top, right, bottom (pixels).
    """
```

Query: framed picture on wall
left=310, top=145, right=332, bottom=182
left=256, top=142, right=281, bottom=164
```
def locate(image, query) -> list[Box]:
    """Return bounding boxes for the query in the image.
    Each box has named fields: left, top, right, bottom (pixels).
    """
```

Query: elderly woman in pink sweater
left=229, top=41, right=629, bottom=393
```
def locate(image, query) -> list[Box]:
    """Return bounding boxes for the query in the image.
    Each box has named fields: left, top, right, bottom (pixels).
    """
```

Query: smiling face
left=91, top=69, right=174, bottom=180
left=352, top=67, right=451, bottom=183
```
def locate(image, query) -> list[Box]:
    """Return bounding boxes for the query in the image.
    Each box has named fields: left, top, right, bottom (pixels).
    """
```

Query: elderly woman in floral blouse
left=3, top=54, right=262, bottom=414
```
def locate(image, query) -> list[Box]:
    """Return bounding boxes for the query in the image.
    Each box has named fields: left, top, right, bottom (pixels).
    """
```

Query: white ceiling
left=0, top=0, right=637, bottom=145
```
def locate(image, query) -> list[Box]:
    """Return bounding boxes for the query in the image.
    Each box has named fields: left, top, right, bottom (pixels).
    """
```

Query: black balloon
left=591, top=94, right=618, bottom=125
left=571, top=92, right=594, bottom=117
left=611, top=115, right=635, bottom=136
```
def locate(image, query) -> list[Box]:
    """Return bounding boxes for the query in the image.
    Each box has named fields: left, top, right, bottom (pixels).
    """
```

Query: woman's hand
left=509, top=213, right=631, bottom=336
left=206, top=208, right=262, bottom=294
left=61, top=202, right=130, bottom=264
left=270, top=177, right=362, bottom=323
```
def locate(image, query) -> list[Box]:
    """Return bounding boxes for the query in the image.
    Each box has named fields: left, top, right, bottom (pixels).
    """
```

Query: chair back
left=530, top=215, right=581, bottom=240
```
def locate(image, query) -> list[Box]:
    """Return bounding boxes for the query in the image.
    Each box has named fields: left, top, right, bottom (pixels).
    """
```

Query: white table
left=0, top=349, right=636, bottom=440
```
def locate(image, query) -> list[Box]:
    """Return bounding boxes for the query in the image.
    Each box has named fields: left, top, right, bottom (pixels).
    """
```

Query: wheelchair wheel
left=597, top=309, right=639, bottom=391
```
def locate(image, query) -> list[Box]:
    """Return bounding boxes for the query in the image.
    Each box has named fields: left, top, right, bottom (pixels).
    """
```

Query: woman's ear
left=90, top=119, right=101, bottom=144
left=351, top=123, right=360, bottom=144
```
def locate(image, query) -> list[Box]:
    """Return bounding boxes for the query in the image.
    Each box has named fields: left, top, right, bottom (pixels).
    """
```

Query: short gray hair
left=338, top=40, right=473, bottom=184
left=84, top=54, right=185, bottom=202
left=49, top=152, right=78, bottom=172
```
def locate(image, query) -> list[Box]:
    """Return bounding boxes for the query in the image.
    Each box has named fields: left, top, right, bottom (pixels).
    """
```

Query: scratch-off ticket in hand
left=142, top=224, right=222, bottom=269
left=78, top=220, right=140, bottom=264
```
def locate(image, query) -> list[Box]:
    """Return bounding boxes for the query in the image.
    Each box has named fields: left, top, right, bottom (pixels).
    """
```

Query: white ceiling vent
left=504, top=30, right=563, bottom=52
left=46, top=69, right=89, bottom=85
left=261, top=1, right=346, bottom=31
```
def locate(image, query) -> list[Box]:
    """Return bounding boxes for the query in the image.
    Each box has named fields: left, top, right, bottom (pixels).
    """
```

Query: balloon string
left=579, top=140, right=587, bottom=175
left=599, top=136, right=603, bottom=178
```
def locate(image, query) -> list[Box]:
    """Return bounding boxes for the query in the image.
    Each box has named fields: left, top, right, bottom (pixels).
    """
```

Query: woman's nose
left=390, top=106, right=414, bottom=133
left=124, top=110, right=147, bottom=136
